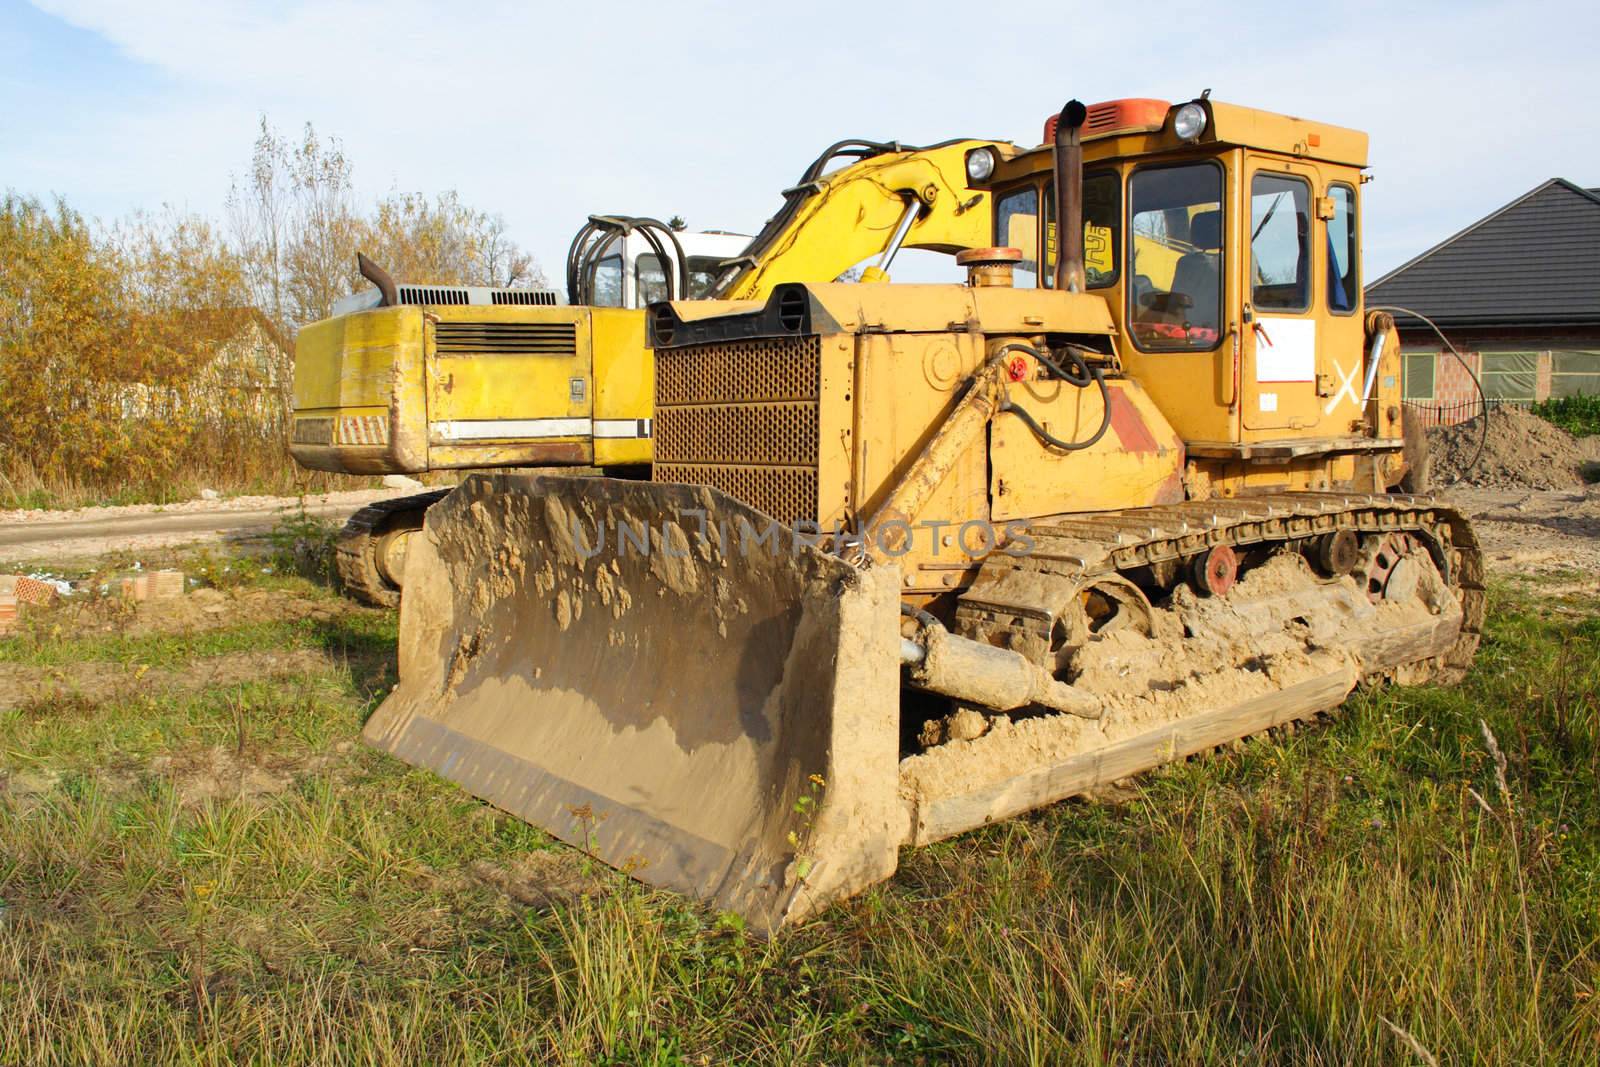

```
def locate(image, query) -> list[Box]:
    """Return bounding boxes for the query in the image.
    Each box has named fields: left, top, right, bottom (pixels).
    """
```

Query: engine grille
left=396, top=285, right=558, bottom=307
left=653, top=335, right=821, bottom=526
left=434, top=321, right=577, bottom=356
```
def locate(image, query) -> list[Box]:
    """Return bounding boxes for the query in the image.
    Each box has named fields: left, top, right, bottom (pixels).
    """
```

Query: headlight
left=1173, top=102, right=1207, bottom=142
left=965, top=147, right=996, bottom=183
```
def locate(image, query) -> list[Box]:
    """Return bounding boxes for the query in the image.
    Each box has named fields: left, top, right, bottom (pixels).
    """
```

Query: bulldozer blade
left=362, top=473, right=905, bottom=933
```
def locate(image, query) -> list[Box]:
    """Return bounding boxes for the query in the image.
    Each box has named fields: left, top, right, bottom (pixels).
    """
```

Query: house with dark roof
left=1364, top=178, right=1600, bottom=423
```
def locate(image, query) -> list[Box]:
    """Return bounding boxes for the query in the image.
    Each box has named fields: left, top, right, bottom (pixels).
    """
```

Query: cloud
left=14, top=0, right=1600, bottom=278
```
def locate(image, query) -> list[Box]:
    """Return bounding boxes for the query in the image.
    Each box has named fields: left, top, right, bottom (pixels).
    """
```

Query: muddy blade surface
left=363, top=474, right=901, bottom=932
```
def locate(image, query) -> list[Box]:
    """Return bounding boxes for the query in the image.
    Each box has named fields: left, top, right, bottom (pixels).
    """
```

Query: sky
left=4, top=0, right=1598, bottom=286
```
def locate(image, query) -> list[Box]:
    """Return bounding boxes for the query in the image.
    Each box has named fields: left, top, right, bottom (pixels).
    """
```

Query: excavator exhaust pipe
left=357, top=252, right=398, bottom=308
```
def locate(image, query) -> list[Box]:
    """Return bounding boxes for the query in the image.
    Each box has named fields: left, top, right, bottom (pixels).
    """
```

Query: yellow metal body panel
left=425, top=306, right=589, bottom=422
left=290, top=306, right=428, bottom=474
left=989, top=376, right=1184, bottom=521
left=590, top=308, right=652, bottom=467
left=839, top=329, right=992, bottom=585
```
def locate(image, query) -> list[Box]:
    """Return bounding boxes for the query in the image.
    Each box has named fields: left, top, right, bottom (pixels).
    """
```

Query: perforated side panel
left=657, top=336, right=821, bottom=406
left=654, top=336, right=821, bottom=526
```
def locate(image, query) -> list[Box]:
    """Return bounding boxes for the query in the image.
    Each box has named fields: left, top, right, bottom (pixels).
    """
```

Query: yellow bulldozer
left=288, top=139, right=998, bottom=604
left=362, top=96, right=1483, bottom=933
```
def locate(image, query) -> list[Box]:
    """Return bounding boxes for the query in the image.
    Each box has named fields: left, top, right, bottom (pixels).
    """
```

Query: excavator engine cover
left=363, top=474, right=905, bottom=933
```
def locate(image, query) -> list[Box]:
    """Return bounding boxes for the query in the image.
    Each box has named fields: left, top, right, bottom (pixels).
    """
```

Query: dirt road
left=0, top=488, right=426, bottom=564
left=1444, top=483, right=1600, bottom=591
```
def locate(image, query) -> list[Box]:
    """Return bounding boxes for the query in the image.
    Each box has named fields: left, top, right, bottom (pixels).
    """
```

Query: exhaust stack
left=1052, top=100, right=1088, bottom=293
left=357, top=252, right=398, bottom=308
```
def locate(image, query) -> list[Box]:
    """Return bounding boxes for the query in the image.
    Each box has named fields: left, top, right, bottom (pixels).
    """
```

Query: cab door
left=1240, top=157, right=1326, bottom=436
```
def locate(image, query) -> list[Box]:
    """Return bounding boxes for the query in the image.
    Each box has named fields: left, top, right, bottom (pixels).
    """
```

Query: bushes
left=1532, top=394, right=1600, bottom=437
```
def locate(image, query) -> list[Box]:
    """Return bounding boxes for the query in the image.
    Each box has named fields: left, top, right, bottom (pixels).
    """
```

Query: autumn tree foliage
left=0, top=120, right=541, bottom=505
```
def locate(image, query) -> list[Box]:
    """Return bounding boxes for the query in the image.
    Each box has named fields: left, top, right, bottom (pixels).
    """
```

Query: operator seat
left=1169, top=210, right=1221, bottom=328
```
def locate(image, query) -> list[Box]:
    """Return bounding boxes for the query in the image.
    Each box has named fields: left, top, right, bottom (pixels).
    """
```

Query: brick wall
left=1398, top=326, right=1600, bottom=425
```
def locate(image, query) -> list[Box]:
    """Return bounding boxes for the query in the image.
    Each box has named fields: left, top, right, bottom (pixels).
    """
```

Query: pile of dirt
left=1428, top=407, right=1587, bottom=490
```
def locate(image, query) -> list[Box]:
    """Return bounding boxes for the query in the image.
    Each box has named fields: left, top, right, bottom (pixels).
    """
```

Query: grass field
left=1, top=550, right=1596, bottom=1065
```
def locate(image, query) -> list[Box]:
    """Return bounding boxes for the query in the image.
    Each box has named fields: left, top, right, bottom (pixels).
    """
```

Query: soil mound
left=1427, top=407, right=1586, bottom=490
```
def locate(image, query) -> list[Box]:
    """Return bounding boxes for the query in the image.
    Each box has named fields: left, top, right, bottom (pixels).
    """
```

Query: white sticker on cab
left=1260, top=392, right=1278, bottom=412
left=1255, top=318, right=1317, bottom=382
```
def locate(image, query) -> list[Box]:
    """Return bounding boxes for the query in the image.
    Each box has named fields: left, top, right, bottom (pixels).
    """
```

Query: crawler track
left=899, top=493, right=1487, bottom=843
left=335, top=489, right=452, bottom=607
left=958, top=491, right=1485, bottom=682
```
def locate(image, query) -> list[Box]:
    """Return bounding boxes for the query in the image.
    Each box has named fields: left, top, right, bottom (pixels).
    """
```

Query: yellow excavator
left=363, top=96, right=1484, bottom=933
left=289, top=138, right=997, bottom=604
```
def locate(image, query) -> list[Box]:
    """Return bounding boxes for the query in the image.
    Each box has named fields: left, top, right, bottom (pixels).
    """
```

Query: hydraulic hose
left=1367, top=304, right=1488, bottom=489
left=995, top=342, right=1113, bottom=452
left=566, top=216, right=689, bottom=306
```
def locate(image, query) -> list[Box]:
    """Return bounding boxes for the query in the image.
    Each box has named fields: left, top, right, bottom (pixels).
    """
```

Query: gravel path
left=0, top=488, right=425, bottom=564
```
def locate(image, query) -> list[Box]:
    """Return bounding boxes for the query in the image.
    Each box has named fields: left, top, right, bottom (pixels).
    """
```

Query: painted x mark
left=1324, top=358, right=1362, bottom=416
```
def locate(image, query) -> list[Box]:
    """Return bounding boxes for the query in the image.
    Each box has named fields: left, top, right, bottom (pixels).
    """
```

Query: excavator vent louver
left=654, top=335, right=821, bottom=526
left=434, top=321, right=578, bottom=356
left=399, top=286, right=470, bottom=305
left=490, top=290, right=559, bottom=306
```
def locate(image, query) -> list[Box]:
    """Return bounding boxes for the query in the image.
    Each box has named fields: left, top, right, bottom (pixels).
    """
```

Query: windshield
left=994, top=186, right=1041, bottom=287
left=1040, top=172, right=1121, bottom=290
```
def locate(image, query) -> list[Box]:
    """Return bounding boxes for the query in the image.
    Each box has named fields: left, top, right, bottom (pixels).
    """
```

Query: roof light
left=1173, top=102, right=1207, bottom=142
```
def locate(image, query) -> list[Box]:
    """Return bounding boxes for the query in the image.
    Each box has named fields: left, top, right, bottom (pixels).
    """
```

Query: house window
left=1480, top=351, right=1537, bottom=402
left=1403, top=351, right=1436, bottom=401
left=1552, top=350, right=1600, bottom=398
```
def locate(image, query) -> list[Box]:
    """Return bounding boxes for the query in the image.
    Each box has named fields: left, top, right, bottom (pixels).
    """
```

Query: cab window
left=635, top=254, right=669, bottom=306
left=686, top=256, right=726, bottom=298
left=1041, top=171, right=1121, bottom=290
left=1250, top=172, right=1311, bottom=311
left=994, top=185, right=1041, bottom=287
left=591, top=254, right=623, bottom=307
left=1128, top=162, right=1224, bottom=351
left=1327, top=184, right=1358, bottom=313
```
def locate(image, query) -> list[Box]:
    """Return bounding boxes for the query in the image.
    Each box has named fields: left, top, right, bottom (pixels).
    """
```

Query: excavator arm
left=716, top=139, right=1005, bottom=300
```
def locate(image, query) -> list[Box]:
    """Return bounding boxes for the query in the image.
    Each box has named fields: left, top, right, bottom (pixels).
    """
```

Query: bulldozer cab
left=976, top=98, right=1392, bottom=461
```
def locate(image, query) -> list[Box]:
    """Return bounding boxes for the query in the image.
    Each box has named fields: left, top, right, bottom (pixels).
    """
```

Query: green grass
left=2, top=583, right=1596, bottom=1064
left=0, top=612, right=395, bottom=670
